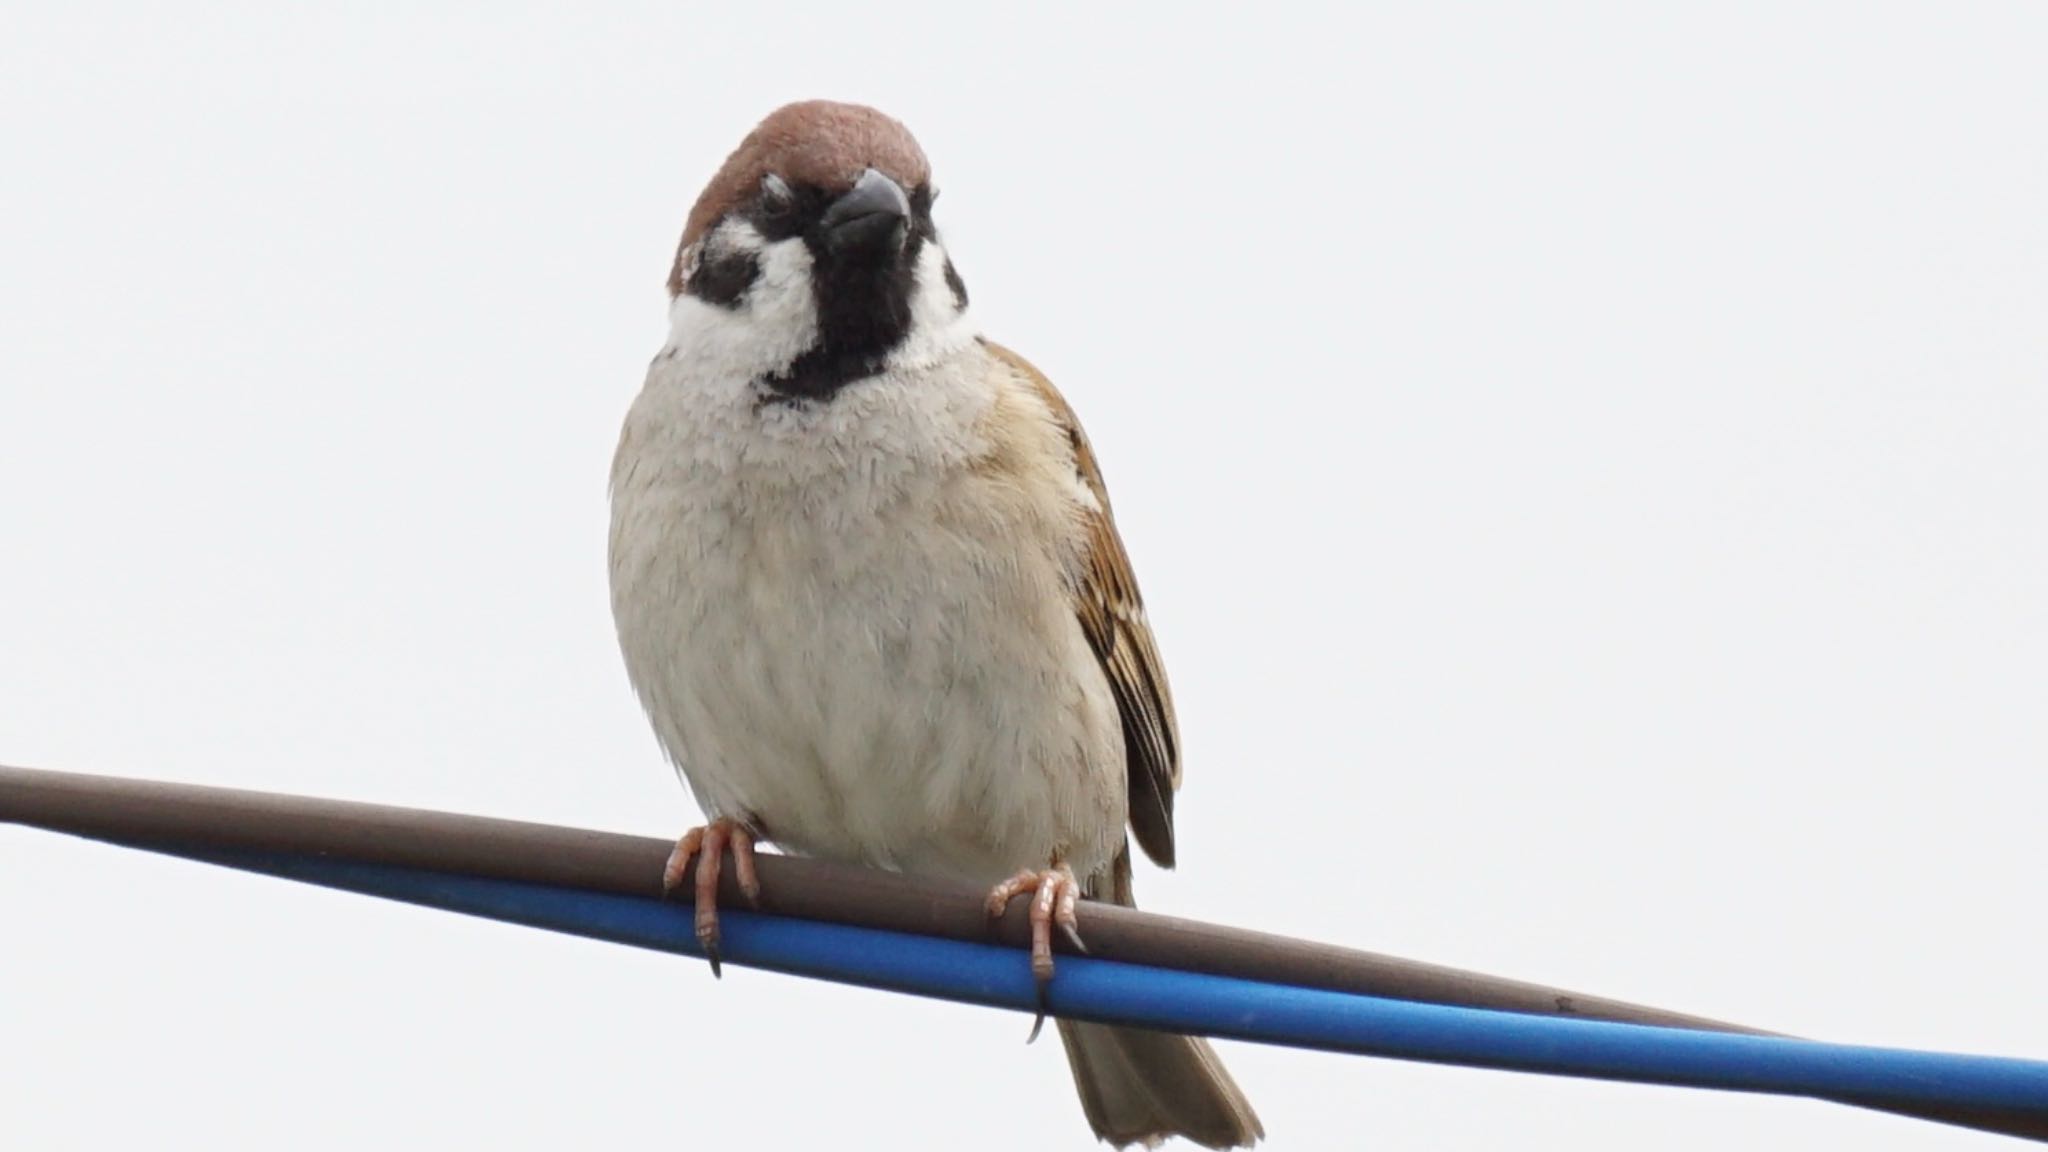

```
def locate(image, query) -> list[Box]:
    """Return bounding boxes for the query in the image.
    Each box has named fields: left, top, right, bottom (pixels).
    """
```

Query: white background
left=3, top=5, right=2044, bottom=1149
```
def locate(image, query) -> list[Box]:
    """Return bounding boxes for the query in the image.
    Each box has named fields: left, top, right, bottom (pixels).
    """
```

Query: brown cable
left=1, top=762, right=2039, bottom=1141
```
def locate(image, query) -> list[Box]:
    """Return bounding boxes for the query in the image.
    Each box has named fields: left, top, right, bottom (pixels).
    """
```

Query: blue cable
left=171, top=846, right=2048, bottom=1119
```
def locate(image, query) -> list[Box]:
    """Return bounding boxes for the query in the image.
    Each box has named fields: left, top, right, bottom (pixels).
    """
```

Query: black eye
left=759, top=173, right=795, bottom=219
left=905, top=185, right=938, bottom=236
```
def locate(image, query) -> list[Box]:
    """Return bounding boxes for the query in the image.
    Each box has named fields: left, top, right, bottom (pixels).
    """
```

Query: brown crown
left=669, top=101, right=932, bottom=295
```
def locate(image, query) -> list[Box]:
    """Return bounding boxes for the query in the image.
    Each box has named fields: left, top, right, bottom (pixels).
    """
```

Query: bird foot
left=986, top=862, right=1088, bottom=1041
left=663, top=817, right=762, bottom=977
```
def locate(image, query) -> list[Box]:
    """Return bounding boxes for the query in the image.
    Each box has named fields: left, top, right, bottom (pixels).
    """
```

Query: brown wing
left=986, top=342, right=1183, bottom=869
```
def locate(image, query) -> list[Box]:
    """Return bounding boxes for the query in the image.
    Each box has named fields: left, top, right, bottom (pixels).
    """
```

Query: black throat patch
left=685, top=182, right=962, bottom=408
left=764, top=220, right=928, bottom=403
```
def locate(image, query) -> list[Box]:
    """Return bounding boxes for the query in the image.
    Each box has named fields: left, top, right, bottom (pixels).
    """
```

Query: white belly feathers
left=609, top=342, right=1127, bottom=884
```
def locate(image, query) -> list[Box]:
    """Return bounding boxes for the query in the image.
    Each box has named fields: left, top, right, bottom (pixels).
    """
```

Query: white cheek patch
left=887, top=238, right=980, bottom=372
left=666, top=220, right=820, bottom=385
left=745, top=235, right=822, bottom=339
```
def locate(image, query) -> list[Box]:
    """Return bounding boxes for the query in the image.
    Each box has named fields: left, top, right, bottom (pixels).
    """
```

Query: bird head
left=666, top=101, right=973, bottom=402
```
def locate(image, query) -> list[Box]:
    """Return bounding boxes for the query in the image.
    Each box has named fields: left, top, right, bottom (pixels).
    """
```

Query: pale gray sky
left=3, top=5, right=2044, bottom=1149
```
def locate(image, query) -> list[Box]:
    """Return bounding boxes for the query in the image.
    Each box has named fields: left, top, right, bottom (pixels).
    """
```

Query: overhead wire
left=5, top=763, right=2045, bottom=1141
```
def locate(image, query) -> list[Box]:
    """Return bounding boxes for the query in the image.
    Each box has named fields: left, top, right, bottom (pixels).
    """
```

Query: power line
left=5, top=762, right=2045, bottom=1141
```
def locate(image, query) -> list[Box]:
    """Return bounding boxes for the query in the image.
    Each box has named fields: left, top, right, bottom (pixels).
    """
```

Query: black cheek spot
left=942, top=256, right=968, bottom=312
left=686, top=248, right=761, bottom=310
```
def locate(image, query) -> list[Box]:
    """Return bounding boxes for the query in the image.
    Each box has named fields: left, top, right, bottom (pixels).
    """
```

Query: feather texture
left=987, top=342, right=1184, bottom=868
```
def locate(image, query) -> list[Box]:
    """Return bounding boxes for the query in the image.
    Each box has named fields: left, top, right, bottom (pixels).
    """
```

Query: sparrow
left=608, top=100, right=1263, bottom=1149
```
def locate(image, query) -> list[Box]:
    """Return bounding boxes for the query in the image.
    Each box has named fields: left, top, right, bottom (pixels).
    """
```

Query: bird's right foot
left=663, top=817, right=762, bottom=977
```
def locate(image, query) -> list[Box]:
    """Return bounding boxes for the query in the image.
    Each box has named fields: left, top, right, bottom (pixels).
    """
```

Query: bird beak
left=820, top=168, right=911, bottom=258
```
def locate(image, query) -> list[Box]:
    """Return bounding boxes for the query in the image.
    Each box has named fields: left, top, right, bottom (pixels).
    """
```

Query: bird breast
left=609, top=344, right=1128, bottom=884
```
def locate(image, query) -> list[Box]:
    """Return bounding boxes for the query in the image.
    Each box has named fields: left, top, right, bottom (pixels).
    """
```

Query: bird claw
left=662, top=817, right=762, bottom=978
left=985, top=862, right=1085, bottom=1041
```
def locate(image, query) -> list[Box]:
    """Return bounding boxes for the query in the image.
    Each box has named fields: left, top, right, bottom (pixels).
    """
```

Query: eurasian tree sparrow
left=608, top=101, right=1262, bottom=1149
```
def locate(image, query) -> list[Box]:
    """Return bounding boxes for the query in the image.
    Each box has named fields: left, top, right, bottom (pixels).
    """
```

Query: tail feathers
left=1058, top=1020, right=1264, bottom=1149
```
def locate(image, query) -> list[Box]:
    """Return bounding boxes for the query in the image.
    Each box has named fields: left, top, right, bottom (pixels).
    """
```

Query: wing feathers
left=986, top=341, right=1183, bottom=868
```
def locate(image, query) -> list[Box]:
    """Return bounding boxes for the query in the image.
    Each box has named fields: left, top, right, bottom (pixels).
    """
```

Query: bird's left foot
left=987, top=862, right=1088, bottom=1039
left=662, top=817, right=762, bottom=977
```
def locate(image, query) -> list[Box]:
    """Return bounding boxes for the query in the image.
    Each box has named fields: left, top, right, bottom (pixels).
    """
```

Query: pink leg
left=662, top=817, right=762, bottom=976
left=986, top=861, right=1086, bottom=1039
